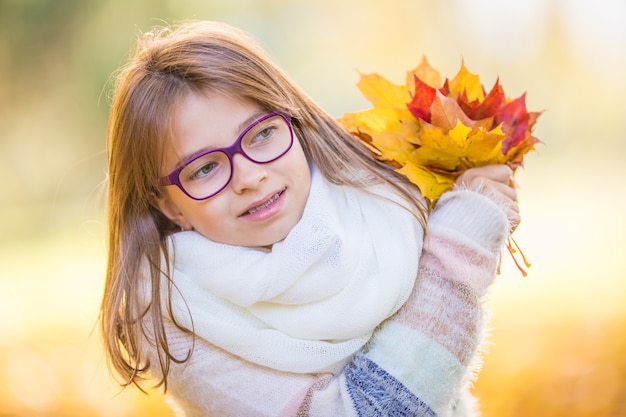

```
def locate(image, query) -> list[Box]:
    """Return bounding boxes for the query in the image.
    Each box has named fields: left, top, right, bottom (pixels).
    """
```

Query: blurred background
left=1, top=0, right=625, bottom=415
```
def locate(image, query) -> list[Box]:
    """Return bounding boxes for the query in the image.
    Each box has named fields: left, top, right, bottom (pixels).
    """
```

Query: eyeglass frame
left=157, top=111, right=294, bottom=201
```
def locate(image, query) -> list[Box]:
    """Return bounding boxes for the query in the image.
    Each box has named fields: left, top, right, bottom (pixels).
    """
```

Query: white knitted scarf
left=162, top=168, right=424, bottom=373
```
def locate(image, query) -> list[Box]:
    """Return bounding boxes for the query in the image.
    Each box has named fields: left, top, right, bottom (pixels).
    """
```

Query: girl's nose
left=230, top=153, right=267, bottom=194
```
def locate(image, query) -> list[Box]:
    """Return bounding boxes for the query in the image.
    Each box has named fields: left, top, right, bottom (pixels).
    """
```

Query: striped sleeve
left=338, top=188, right=510, bottom=416
left=350, top=270, right=483, bottom=416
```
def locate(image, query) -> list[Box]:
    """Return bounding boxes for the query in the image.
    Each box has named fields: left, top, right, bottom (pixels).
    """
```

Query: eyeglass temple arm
left=157, top=173, right=175, bottom=187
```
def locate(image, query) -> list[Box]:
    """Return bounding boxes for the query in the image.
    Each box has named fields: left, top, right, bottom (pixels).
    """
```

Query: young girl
left=101, top=20, right=519, bottom=417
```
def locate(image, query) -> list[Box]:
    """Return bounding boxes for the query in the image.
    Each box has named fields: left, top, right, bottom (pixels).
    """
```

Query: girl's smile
left=239, top=189, right=286, bottom=219
left=155, top=92, right=311, bottom=247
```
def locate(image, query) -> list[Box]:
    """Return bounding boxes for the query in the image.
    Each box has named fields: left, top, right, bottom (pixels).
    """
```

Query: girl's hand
left=455, top=165, right=520, bottom=231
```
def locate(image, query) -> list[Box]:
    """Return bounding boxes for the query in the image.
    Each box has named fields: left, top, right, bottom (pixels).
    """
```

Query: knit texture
left=158, top=167, right=422, bottom=373
left=344, top=355, right=436, bottom=416
left=142, top=184, right=511, bottom=417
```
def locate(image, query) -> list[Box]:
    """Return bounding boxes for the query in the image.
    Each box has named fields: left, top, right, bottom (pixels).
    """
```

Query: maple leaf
left=430, top=91, right=486, bottom=132
left=397, top=161, right=454, bottom=202
left=447, top=60, right=484, bottom=103
left=460, top=78, right=504, bottom=120
left=338, top=57, right=542, bottom=276
left=337, top=74, right=422, bottom=166
left=406, top=55, right=443, bottom=91
left=407, top=75, right=437, bottom=123
left=355, top=72, right=408, bottom=110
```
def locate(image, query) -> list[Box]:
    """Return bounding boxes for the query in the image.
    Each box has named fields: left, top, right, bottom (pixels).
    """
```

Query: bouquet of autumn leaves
left=338, top=57, right=541, bottom=275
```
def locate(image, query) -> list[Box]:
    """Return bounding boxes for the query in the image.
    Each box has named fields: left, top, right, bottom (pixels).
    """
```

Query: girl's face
left=154, top=92, right=311, bottom=247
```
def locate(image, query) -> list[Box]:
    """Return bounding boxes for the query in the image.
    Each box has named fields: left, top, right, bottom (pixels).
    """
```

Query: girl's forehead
left=163, top=92, right=264, bottom=167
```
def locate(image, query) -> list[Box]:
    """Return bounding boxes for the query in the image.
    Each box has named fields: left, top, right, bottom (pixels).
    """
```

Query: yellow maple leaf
left=406, top=56, right=443, bottom=93
left=356, top=73, right=408, bottom=110
left=337, top=74, right=422, bottom=166
left=447, top=60, right=484, bottom=102
left=396, top=162, right=454, bottom=202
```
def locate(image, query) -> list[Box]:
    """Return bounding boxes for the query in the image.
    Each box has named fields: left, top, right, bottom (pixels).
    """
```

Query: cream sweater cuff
left=429, top=188, right=510, bottom=254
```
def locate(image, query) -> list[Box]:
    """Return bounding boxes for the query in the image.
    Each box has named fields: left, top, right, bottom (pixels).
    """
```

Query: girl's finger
left=488, top=179, right=518, bottom=202
left=457, top=165, right=513, bottom=187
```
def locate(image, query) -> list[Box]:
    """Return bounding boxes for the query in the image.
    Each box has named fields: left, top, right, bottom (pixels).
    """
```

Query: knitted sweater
left=147, top=188, right=510, bottom=417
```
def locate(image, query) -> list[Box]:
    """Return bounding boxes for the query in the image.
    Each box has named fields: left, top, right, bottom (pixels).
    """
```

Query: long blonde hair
left=101, top=20, right=427, bottom=391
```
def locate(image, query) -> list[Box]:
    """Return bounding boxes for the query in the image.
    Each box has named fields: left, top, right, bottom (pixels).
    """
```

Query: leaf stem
left=506, top=236, right=529, bottom=277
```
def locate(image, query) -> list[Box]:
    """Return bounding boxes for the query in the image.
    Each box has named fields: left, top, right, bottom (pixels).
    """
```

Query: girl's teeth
left=248, top=193, right=280, bottom=214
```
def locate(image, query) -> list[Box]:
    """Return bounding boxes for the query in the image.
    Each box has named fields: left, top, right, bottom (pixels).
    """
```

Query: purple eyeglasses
left=158, top=111, right=294, bottom=200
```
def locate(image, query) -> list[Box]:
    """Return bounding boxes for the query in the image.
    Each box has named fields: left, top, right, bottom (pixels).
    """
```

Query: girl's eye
left=189, top=162, right=217, bottom=180
left=252, top=126, right=276, bottom=144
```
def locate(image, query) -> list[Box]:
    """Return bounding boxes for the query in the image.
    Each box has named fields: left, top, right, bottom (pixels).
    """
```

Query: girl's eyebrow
left=235, top=110, right=267, bottom=137
left=175, top=110, right=267, bottom=167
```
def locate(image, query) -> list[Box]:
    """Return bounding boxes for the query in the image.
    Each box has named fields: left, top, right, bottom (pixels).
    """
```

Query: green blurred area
left=1, top=0, right=625, bottom=416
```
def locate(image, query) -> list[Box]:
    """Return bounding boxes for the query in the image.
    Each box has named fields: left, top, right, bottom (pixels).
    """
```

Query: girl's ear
left=151, top=192, right=194, bottom=231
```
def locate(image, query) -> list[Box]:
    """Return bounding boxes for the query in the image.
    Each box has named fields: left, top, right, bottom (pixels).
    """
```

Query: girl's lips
left=240, top=189, right=285, bottom=218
